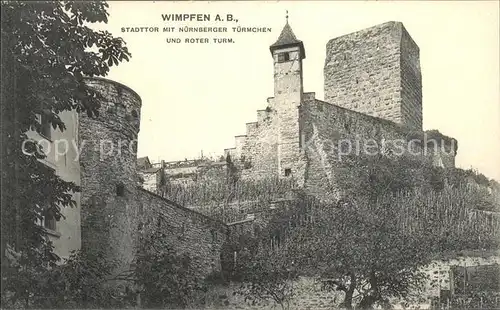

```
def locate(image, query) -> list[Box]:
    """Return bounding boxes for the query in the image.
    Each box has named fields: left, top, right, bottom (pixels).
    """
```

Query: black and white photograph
left=1, top=1, right=499, bottom=309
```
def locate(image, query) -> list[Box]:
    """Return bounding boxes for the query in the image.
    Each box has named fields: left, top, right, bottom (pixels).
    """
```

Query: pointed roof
left=269, top=22, right=306, bottom=59
left=271, top=23, right=301, bottom=47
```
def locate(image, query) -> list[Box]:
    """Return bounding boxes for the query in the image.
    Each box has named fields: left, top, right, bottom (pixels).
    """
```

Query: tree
left=281, top=154, right=437, bottom=309
left=235, top=240, right=297, bottom=310
left=289, top=195, right=433, bottom=309
left=284, top=153, right=499, bottom=309
left=1, top=1, right=131, bottom=307
left=22, top=246, right=128, bottom=309
left=231, top=205, right=303, bottom=310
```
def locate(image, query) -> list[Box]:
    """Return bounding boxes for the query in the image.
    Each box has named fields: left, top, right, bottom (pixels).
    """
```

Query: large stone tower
left=324, top=21, right=423, bottom=130
left=268, top=19, right=307, bottom=181
left=79, top=77, right=142, bottom=277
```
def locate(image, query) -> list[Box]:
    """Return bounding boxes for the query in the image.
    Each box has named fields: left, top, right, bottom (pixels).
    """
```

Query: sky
left=91, top=1, right=500, bottom=181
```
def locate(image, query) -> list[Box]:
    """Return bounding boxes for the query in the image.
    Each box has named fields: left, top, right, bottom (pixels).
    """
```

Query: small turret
left=269, top=14, right=306, bottom=59
left=270, top=12, right=305, bottom=98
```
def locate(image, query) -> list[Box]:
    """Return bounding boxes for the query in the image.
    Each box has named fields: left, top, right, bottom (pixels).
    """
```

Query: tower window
left=116, top=183, right=125, bottom=196
left=277, top=52, right=290, bottom=63
left=284, top=168, right=292, bottom=177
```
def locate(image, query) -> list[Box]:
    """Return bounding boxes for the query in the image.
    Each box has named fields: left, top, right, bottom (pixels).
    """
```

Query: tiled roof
left=270, top=22, right=302, bottom=48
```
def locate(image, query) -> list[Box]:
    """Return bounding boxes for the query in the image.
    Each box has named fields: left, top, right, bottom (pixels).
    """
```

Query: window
left=284, top=168, right=292, bottom=177
left=116, top=183, right=125, bottom=196
left=277, top=52, right=290, bottom=63
left=43, top=209, right=56, bottom=231
left=40, top=114, right=52, bottom=140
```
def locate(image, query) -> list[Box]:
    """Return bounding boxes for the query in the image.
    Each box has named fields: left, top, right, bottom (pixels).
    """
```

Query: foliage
left=1, top=1, right=130, bottom=308
left=250, top=154, right=500, bottom=310
left=133, top=228, right=206, bottom=308
left=1, top=247, right=128, bottom=309
left=289, top=195, right=434, bottom=309
left=165, top=176, right=297, bottom=222
left=434, top=291, right=500, bottom=310
left=445, top=167, right=491, bottom=188
left=444, top=167, right=500, bottom=212
left=451, top=264, right=500, bottom=295
left=427, top=166, right=499, bottom=212
left=405, top=129, right=458, bottom=152
left=1, top=197, right=131, bottom=309
left=234, top=240, right=298, bottom=310
left=166, top=176, right=296, bottom=207
left=219, top=230, right=259, bottom=283
left=333, top=154, right=498, bottom=308
left=41, top=250, right=130, bottom=308
left=394, top=186, right=499, bottom=252
left=1, top=241, right=59, bottom=308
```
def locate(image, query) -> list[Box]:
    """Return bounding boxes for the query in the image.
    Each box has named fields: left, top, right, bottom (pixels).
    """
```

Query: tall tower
left=269, top=15, right=306, bottom=181
left=79, top=77, right=142, bottom=279
left=324, top=22, right=423, bottom=130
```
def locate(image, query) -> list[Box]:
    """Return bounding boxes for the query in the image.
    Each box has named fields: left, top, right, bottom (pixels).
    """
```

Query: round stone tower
left=78, top=77, right=142, bottom=277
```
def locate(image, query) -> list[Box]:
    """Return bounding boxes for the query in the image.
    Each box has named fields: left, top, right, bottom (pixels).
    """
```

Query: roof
left=271, top=22, right=301, bottom=47
left=137, top=156, right=151, bottom=169
left=269, top=22, right=306, bottom=58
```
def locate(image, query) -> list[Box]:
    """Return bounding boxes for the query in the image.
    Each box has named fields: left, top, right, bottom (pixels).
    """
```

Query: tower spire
left=269, top=13, right=306, bottom=59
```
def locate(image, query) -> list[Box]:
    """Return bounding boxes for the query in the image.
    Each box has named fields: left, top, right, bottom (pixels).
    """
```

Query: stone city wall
left=136, top=188, right=228, bottom=277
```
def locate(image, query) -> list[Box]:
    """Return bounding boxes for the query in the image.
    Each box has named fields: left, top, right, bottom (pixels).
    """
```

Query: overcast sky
left=92, top=1, right=500, bottom=181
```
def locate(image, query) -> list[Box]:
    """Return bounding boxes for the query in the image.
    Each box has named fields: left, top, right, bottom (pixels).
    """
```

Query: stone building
left=137, top=156, right=165, bottom=194
left=36, top=18, right=495, bottom=309
left=156, top=21, right=457, bottom=199
left=38, top=77, right=227, bottom=280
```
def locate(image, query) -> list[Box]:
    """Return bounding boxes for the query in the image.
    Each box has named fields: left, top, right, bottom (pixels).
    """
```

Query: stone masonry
left=167, top=22, right=450, bottom=195
left=215, top=20, right=454, bottom=199
left=146, top=20, right=458, bottom=209
left=324, top=21, right=423, bottom=130
left=78, top=77, right=227, bottom=281
left=79, top=77, right=142, bottom=274
left=64, top=19, right=495, bottom=310
left=136, top=188, right=227, bottom=277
